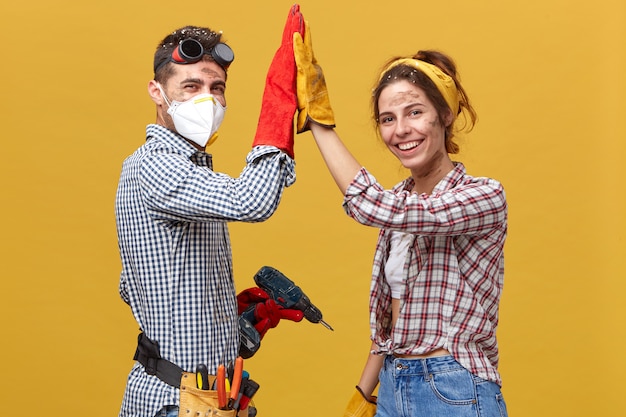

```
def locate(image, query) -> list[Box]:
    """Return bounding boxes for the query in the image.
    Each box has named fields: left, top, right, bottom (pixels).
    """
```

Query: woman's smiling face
left=377, top=79, right=452, bottom=179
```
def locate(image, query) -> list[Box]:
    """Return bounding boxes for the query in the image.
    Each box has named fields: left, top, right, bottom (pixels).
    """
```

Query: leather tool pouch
left=134, top=333, right=246, bottom=416
left=178, top=372, right=237, bottom=417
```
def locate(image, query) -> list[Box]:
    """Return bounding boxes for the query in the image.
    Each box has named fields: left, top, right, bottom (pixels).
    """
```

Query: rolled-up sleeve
left=342, top=166, right=506, bottom=236
left=141, top=145, right=295, bottom=223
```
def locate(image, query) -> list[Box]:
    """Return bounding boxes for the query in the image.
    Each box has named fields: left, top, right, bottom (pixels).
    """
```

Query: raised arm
left=309, top=124, right=361, bottom=194
left=251, top=4, right=304, bottom=158
left=293, top=21, right=361, bottom=194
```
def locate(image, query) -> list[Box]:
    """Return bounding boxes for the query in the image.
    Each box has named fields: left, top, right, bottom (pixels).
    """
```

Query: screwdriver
left=239, top=379, right=260, bottom=410
left=196, top=364, right=209, bottom=390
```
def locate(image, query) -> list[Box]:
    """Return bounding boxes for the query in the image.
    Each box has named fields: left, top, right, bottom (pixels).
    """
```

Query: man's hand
left=251, top=4, right=305, bottom=158
left=237, top=287, right=304, bottom=337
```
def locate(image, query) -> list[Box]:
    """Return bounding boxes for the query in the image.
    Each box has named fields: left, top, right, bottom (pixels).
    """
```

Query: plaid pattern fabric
left=342, top=163, right=507, bottom=385
left=116, top=124, right=295, bottom=417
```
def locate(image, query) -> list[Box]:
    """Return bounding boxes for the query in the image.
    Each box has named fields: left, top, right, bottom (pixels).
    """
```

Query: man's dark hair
left=153, top=26, right=224, bottom=83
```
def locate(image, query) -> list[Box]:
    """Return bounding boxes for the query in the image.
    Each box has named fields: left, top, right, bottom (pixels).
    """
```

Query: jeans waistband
left=385, top=354, right=462, bottom=376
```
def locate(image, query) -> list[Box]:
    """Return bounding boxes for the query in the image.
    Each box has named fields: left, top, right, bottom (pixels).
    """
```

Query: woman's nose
left=395, top=118, right=411, bottom=135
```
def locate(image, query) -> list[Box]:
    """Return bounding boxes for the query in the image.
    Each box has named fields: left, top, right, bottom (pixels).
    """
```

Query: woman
left=295, top=25, right=509, bottom=417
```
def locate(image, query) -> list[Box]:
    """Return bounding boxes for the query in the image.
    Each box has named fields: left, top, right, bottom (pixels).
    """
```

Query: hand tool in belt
left=228, top=357, right=244, bottom=409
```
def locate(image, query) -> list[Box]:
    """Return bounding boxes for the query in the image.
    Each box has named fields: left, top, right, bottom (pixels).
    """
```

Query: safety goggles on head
left=154, top=38, right=235, bottom=73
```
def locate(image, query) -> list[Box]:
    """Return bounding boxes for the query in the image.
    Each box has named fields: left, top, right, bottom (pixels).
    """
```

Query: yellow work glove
left=293, top=20, right=336, bottom=133
left=343, top=386, right=377, bottom=417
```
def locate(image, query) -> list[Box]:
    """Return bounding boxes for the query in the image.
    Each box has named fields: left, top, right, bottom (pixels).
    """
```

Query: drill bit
left=320, top=319, right=334, bottom=331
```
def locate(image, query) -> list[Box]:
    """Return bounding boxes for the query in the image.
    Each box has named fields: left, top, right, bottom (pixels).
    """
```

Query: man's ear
left=148, top=80, right=165, bottom=106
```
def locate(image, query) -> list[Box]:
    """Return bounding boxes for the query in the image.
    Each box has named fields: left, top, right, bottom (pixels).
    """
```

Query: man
left=116, top=7, right=304, bottom=417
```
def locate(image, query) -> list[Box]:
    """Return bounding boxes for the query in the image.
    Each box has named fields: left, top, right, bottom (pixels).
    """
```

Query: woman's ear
left=148, top=80, right=165, bottom=106
left=443, top=109, right=454, bottom=127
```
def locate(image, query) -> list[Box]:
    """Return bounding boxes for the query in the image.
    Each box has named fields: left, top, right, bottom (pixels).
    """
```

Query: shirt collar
left=432, top=162, right=466, bottom=194
left=399, top=162, right=467, bottom=195
left=146, top=123, right=202, bottom=159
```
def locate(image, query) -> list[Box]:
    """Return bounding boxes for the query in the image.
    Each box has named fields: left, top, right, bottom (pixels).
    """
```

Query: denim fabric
left=153, top=405, right=178, bottom=417
left=376, top=355, right=508, bottom=417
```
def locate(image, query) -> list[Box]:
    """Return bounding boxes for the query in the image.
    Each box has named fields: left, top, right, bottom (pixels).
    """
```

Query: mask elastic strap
left=157, top=84, right=172, bottom=108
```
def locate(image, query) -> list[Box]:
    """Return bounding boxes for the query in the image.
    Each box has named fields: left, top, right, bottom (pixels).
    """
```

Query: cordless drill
left=253, top=266, right=333, bottom=331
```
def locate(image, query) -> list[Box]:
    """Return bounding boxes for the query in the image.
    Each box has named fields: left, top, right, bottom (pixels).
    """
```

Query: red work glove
left=237, top=287, right=304, bottom=337
left=251, top=4, right=304, bottom=159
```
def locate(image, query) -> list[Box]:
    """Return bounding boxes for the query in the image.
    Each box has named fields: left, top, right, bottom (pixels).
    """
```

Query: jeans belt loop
left=422, top=359, right=431, bottom=381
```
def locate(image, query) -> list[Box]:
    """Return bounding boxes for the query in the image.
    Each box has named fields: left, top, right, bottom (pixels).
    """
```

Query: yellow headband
left=379, top=58, right=459, bottom=116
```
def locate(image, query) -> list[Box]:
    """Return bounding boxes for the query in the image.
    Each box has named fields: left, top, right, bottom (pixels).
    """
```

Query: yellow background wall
left=1, top=0, right=624, bottom=415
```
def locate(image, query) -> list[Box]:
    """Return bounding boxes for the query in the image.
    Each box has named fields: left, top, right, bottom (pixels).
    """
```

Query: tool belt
left=134, top=332, right=239, bottom=417
left=133, top=332, right=185, bottom=388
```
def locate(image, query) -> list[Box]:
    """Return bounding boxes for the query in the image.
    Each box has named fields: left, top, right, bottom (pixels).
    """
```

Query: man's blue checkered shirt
left=116, top=124, right=295, bottom=417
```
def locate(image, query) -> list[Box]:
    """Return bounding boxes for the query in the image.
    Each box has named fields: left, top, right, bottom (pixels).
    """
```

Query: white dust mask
left=159, top=85, right=226, bottom=147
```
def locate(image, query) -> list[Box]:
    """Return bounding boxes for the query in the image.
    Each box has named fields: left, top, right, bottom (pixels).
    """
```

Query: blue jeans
left=154, top=405, right=178, bottom=417
left=376, top=355, right=508, bottom=417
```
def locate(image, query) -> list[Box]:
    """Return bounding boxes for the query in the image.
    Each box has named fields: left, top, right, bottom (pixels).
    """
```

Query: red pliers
left=228, top=357, right=244, bottom=409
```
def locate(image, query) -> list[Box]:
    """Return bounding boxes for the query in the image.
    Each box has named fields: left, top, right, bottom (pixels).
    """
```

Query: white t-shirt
left=384, top=231, right=413, bottom=298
